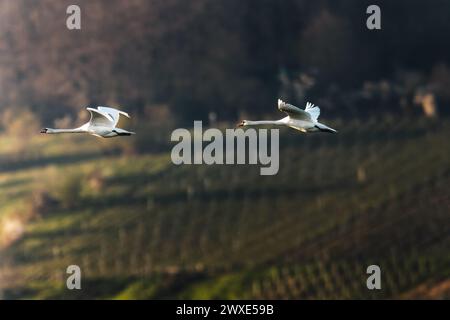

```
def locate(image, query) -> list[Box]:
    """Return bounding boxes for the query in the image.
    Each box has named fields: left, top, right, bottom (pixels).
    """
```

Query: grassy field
left=0, top=116, right=449, bottom=299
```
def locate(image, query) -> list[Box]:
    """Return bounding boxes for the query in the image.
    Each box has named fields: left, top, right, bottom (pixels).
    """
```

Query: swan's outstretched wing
left=305, top=102, right=320, bottom=122
left=86, top=107, right=114, bottom=128
left=278, top=99, right=312, bottom=121
left=97, top=106, right=130, bottom=127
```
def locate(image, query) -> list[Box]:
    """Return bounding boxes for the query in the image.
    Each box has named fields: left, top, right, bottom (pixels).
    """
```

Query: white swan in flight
left=41, top=106, right=135, bottom=138
left=238, top=99, right=337, bottom=133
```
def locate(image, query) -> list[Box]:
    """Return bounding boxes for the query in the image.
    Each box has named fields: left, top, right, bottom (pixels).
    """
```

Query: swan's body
left=238, top=99, right=337, bottom=133
left=41, top=106, right=135, bottom=138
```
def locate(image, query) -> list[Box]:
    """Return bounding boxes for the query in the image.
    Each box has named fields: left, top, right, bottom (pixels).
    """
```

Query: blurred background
left=0, top=0, right=449, bottom=299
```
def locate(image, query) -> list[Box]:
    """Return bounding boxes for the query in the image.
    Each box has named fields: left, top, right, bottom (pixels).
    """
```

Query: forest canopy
left=0, top=0, right=449, bottom=125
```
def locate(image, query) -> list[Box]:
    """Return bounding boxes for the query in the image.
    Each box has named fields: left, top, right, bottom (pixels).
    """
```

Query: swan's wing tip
left=120, top=111, right=131, bottom=118
left=98, top=106, right=132, bottom=118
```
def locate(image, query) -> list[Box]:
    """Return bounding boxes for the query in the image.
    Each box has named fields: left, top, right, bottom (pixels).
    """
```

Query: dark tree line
left=0, top=0, right=449, bottom=125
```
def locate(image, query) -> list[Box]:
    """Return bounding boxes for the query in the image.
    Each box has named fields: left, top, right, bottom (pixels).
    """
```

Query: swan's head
left=278, top=99, right=285, bottom=109
left=237, top=120, right=248, bottom=127
left=40, top=128, right=49, bottom=134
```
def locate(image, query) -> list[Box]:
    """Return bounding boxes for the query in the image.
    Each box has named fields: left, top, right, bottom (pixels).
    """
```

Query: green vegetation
left=0, top=116, right=449, bottom=299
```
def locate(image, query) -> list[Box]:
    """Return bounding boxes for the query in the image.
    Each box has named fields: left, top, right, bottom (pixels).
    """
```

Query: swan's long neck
left=46, top=127, right=86, bottom=134
left=244, top=120, right=284, bottom=126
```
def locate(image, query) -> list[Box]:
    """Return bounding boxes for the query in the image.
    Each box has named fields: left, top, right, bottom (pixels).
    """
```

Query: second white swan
left=238, top=99, right=337, bottom=133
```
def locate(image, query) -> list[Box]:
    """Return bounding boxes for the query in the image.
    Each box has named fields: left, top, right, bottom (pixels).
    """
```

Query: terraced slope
left=0, top=117, right=448, bottom=299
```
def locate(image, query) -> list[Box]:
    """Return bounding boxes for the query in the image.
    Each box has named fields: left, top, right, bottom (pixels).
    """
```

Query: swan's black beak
left=40, top=128, right=48, bottom=134
left=237, top=121, right=244, bottom=128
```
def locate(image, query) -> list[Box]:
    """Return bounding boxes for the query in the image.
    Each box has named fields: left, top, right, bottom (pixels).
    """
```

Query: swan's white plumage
left=305, top=102, right=320, bottom=122
left=239, top=99, right=336, bottom=134
left=278, top=99, right=311, bottom=121
left=86, top=107, right=115, bottom=127
left=96, top=106, right=130, bottom=127
left=41, top=106, right=135, bottom=138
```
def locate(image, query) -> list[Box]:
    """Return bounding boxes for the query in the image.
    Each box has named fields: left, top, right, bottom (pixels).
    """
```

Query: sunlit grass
left=0, top=116, right=449, bottom=299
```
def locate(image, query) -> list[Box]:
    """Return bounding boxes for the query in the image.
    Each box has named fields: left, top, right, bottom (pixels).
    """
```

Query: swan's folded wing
left=97, top=106, right=130, bottom=127
left=278, top=99, right=312, bottom=121
left=87, top=107, right=115, bottom=128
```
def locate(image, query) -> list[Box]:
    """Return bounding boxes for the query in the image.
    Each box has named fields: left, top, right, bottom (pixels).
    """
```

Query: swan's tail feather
left=315, top=123, right=337, bottom=133
left=113, top=128, right=136, bottom=136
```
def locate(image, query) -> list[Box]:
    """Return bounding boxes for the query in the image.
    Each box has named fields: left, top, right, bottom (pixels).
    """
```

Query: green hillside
left=0, top=116, right=449, bottom=299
